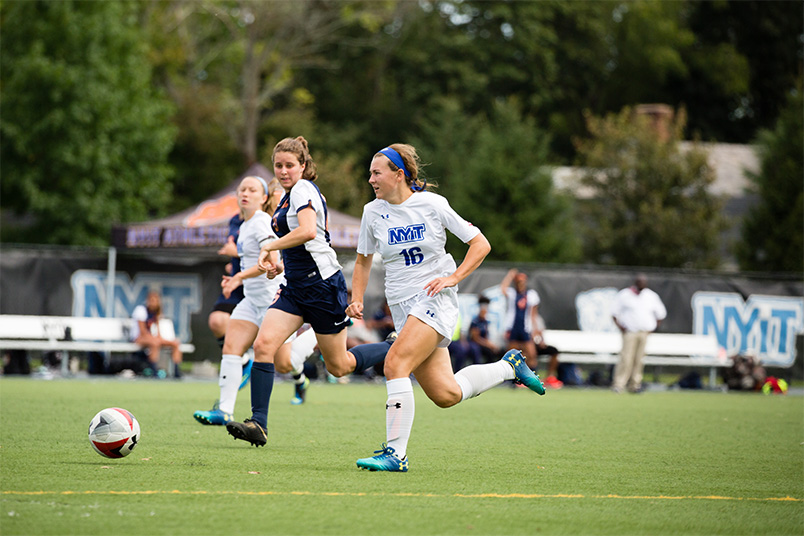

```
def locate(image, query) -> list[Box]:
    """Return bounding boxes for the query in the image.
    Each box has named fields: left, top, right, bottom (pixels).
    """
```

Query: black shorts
left=270, top=271, right=349, bottom=334
left=211, top=302, right=237, bottom=315
left=537, top=344, right=559, bottom=357
left=212, top=285, right=244, bottom=314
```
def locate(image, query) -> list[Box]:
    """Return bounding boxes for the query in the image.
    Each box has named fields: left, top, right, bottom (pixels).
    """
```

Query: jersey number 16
left=399, top=247, right=424, bottom=266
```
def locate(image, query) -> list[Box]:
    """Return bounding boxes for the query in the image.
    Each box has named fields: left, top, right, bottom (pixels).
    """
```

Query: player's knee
left=253, top=337, right=278, bottom=363
left=383, top=353, right=409, bottom=379
left=429, top=390, right=460, bottom=408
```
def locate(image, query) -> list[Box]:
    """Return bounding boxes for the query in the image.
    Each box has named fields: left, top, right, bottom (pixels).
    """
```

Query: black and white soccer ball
left=88, top=407, right=140, bottom=459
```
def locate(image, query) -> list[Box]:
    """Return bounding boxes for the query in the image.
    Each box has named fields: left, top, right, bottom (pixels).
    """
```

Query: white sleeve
left=254, top=212, right=277, bottom=248
left=290, top=180, right=319, bottom=217
left=357, top=204, right=377, bottom=256
left=530, top=290, right=541, bottom=307
left=436, top=195, right=481, bottom=243
left=131, top=305, right=147, bottom=323
left=652, top=291, right=668, bottom=321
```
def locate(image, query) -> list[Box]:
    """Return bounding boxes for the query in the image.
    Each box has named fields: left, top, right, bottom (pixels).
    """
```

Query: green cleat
left=502, top=349, right=546, bottom=395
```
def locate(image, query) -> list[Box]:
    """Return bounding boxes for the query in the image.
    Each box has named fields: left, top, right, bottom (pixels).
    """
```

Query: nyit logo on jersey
left=692, top=292, right=804, bottom=367
left=388, top=223, right=426, bottom=245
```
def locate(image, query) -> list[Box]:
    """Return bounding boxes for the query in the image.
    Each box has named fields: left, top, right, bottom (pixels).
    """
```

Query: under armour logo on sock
left=386, top=402, right=402, bottom=409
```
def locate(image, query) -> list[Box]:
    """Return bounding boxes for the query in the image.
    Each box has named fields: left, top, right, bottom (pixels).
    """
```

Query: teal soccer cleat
left=291, top=376, right=310, bottom=405
left=239, top=355, right=253, bottom=391
left=356, top=443, right=408, bottom=472
left=193, top=401, right=233, bottom=426
left=502, top=349, right=546, bottom=395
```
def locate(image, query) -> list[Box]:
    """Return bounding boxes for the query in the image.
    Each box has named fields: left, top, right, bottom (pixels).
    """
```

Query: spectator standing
left=131, top=289, right=183, bottom=378
left=500, top=269, right=562, bottom=388
left=611, top=273, right=667, bottom=393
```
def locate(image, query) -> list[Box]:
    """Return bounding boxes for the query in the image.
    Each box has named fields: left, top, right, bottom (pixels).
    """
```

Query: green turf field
left=1, top=377, right=802, bottom=535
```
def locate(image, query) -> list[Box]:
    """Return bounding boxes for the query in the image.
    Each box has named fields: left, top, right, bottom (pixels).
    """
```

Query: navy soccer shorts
left=269, top=271, right=349, bottom=334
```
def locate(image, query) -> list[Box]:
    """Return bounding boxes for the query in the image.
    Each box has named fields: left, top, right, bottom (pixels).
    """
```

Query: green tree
left=416, top=98, right=582, bottom=263
left=0, top=0, right=176, bottom=245
left=737, top=88, right=804, bottom=273
left=681, top=1, right=804, bottom=143
left=575, top=107, right=725, bottom=268
left=140, top=0, right=401, bottom=211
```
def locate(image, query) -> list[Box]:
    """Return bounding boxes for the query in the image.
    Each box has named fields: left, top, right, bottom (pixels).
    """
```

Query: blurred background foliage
left=1, top=0, right=801, bottom=272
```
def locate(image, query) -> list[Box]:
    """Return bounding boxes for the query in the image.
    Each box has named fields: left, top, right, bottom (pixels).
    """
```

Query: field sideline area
left=1, top=377, right=802, bottom=535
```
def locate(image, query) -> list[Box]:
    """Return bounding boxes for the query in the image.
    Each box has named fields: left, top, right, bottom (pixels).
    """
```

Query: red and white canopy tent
left=111, top=162, right=361, bottom=253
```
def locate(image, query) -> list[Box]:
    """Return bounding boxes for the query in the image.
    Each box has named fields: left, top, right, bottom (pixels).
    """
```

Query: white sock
left=385, top=377, right=414, bottom=459
left=454, top=360, right=515, bottom=402
left=218, top=354, right=242, bottom=414
left=290, top=329, right=317, bottom=376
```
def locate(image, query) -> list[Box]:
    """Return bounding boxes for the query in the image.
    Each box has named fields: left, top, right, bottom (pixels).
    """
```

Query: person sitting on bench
left=131, top=290, right=183, bottom=378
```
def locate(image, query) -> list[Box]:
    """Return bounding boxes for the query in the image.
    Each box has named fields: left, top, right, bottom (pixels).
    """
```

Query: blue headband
left=379, top=147, right=425, bottom=191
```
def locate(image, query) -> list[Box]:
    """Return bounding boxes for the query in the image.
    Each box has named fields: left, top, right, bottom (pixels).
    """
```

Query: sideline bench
left=0, top=314, right=195, bottom=376
left=541, top=330, right=728, bottom=386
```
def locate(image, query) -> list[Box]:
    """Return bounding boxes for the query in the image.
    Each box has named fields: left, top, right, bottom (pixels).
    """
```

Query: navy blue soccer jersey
left=271, top=179, right=341, bottom=287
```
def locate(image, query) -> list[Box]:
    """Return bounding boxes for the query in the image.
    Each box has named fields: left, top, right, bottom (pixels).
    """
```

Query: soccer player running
left=349, top=144, right=545, bottom=473
left=225, top=136, right=391, bottom=447
left=193, top=175, right=316, bottom=426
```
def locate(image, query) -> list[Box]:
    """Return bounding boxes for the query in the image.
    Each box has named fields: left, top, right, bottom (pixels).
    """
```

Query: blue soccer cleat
left=356, top=443, right=408, bottom=472
left=291, top=376, right=310, bottom=405
left=502, top=349, right=546, bottom=395
left=193, top=400, right=233, bottom=426
left=239, top=355, right=253, bottom=391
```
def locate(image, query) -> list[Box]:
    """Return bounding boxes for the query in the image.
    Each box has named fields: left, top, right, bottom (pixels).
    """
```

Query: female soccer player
left=193, top=175, right=315, bottom=426
left=225, top=136, right=391, bottom=446
left=348, top=143, right=545, bottom=472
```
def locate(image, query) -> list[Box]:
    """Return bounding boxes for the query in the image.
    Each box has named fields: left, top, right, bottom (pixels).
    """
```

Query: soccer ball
left=88, top=407, right=141, bottom=458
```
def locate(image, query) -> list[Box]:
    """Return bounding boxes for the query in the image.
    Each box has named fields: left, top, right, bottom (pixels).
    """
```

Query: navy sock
left=350, top=340, right=392, bottom=374
left=250, top=362, right=275, bottom=429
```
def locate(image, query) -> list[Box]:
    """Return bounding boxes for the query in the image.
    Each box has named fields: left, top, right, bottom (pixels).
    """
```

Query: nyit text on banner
left=1, top=248, right=801, bottom=367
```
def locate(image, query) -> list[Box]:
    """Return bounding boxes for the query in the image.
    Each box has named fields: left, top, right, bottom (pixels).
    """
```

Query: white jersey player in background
left=348, top=143, right=546, bottom=473
left=193, top=175, right=316, bottom=426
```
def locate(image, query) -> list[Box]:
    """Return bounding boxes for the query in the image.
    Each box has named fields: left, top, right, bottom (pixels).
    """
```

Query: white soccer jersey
left=238, top=210, right=284, bottom=306
left=357, top=191, right=481, bottom=305
left=273, top=179, right=341, bottom=283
